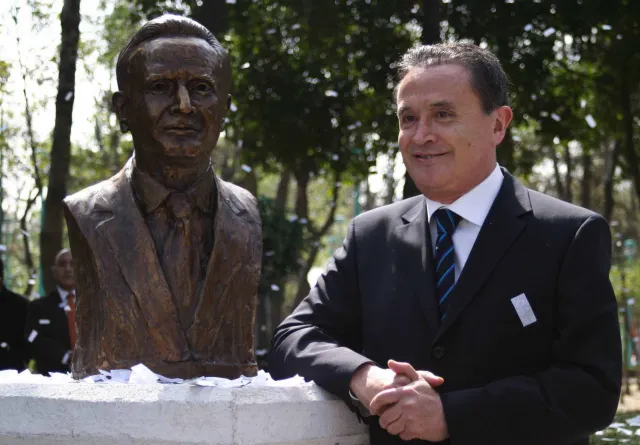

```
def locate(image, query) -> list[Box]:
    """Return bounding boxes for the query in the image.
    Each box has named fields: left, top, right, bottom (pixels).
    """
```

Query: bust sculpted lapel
left=63, top=15, right=261, bottom=379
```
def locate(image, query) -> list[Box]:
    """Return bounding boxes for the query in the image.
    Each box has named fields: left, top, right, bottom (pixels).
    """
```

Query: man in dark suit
left=63, top=15, right=261, bottom=379
left=25, top=249, right=75, bottom=375
left=269, top=42, right=622, bottom=445
left=0, top=258, right=30, bottom=371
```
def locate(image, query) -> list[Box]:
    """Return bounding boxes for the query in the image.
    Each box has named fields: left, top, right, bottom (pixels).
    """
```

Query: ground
left=592, top=381, right=640, bottom=444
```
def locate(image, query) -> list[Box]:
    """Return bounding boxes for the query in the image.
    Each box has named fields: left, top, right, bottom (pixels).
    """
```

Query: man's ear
left=112, top=91, right=130, bottom=133
left=492, top=105, right=513, bottom=146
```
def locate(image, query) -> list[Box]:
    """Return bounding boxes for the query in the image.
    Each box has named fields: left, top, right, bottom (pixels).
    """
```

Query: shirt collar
left=425, top=164, right=504, bottom=227
left=130, top=159, right=216, bottom=215
left=57, top=286, right=72, bottom=304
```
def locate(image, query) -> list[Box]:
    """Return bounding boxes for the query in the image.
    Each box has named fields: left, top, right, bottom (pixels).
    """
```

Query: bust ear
left=112, top=91, right=130, bottom=133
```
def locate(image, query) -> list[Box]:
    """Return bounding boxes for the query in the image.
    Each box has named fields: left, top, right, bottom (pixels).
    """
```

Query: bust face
left=115, top=36, right=230, bottom=172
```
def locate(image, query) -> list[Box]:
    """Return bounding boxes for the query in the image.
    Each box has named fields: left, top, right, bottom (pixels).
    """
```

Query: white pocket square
left=511, top=293, right=537, bottom=327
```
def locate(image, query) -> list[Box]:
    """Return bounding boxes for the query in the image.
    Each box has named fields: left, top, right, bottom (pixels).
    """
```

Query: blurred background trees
left=0, top=0, right=639, bottom=354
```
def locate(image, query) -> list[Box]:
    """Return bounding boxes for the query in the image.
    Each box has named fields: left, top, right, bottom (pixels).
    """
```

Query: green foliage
left=226, top=0, right=415, bottom=180
left=257, top=196, right=306, bottom=294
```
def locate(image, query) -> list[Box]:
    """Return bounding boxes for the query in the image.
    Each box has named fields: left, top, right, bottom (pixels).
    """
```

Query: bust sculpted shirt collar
left=130, top=159, right=216, bottom=216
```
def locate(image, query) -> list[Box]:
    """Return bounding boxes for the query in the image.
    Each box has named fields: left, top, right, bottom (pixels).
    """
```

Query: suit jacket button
left=433, top=345, right=445, bottom=359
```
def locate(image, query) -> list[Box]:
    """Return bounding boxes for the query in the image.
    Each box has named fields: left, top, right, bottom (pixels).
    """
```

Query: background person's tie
left=433, top=208, right=462, bottom=321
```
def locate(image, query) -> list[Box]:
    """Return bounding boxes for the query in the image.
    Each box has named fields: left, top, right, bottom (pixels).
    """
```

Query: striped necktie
left=433, top=208, right=462, bottom=321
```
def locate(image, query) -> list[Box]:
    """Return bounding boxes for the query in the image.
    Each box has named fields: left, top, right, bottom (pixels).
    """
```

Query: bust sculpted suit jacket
left=270, top=170, right=622, bottom=445
left=64, top=159, right=261, bottom=379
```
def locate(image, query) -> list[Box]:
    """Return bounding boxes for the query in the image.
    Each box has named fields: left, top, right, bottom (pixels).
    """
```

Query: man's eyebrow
left=431, top=100, right=456, bottom=109
left=396, top=105, right=411, bottom=116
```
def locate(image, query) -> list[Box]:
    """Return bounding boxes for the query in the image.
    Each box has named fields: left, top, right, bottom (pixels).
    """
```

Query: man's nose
left=173, top=84, right=193, bottom=114
left=412, top=118, right=436, bottom=145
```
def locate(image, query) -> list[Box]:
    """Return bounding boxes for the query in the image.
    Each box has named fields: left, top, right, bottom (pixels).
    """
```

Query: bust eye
left=193, top=82, right=213, bottom=94
left=150, top=81, right=170, bottom=94
left=436, top=110, right=452, bottom=119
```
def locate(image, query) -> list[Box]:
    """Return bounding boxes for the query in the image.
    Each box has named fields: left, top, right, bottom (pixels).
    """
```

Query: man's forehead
left=397, top=64, right=474, bottom=106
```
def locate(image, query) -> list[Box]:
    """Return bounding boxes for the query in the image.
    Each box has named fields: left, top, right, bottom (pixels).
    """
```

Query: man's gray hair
left=396, top=41, right=509, bottom=114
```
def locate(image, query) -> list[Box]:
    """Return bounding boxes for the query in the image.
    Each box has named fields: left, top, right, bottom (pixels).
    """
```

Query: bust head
left=112, top=15, right=231, bottom=188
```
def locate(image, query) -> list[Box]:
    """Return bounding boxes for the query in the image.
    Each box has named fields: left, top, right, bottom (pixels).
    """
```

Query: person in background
left=25, top=249, right=76, bottom=375
left=0, top=258, right=30, bottom=371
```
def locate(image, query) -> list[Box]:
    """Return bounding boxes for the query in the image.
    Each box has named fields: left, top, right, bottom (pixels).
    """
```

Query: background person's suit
left=270, top=170, right=622, bottom=445
left=0, top=286, right=30, bottom=371
left=25, top=290, right=71, bottom=375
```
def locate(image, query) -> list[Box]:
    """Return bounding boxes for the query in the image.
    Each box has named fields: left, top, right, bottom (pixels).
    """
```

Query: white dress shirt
left=425, top=164, right=504, bottom=281
left=56, top=286, right=75, bottom=308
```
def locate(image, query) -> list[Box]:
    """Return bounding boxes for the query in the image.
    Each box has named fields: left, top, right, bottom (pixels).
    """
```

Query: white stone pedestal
left=0, top=383, right=369, bottom=445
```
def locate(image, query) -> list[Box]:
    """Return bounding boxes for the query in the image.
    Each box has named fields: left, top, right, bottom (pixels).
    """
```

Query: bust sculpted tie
left=162, top=192, right=199, bottom=331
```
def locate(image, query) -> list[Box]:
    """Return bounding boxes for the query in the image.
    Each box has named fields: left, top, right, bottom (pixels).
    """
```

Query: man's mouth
left=414, top=153, right=447, bottom=159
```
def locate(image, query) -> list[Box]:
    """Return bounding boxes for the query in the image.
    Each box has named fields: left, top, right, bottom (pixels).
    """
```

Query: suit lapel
left=187, top=178, right=250, bottom=351
left=434, top=171, right=532, bottom=341
left=94, top=162, right=188, bottom=358
left=392, top=199, right=440, bottom=335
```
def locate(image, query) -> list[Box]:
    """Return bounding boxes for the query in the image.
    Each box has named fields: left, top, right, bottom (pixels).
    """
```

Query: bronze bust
left=63, top=15, right=261, bottom=379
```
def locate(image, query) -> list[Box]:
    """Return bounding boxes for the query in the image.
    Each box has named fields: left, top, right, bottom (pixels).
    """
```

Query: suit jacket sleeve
left=270, top=220, right=374, bottom=402
left=441, top=215, right=622, bottom=445
left=25, top=302, right=69, bottom=369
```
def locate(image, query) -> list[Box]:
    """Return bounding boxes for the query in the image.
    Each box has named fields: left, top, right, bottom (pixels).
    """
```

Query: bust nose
left=172, top=84, right=194, bottom=114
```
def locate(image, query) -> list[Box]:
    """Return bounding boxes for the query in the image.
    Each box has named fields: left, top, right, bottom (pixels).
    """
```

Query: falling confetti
left=241, top=164, right=252, bottom=173
left=325, top=90, right=338, bottom=97
left=585, top=115, right=597, bottom=128
left=543, top=27, right=556, bottom=37
left=64, top=91, right=73, bottom=101
left=270, top=284, right=280, bottom=291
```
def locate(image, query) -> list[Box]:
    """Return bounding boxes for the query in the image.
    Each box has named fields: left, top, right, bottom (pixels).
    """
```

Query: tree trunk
left=191, top=0, right=228, bottom=36
left=20, top=189, right=40, bottom=296
left=563, top=144, right=573, bottom=203
left=40, top=0, right=80, bottom=293
left=385, top=150, right=397, bottom=205
left=551, top=147, right=566, bottom=200
left=421, top=0, right=440, bottom=44
left=402, top=0, right=441, bottom=200
left=603, top=140, right=620, bottom=222
left=275, top=169, right=291, bottom=211
left=294, top=172, right=309, bottom=219
left=580, top=148, right=592, bottom=209
left=292, top=174, right=341, bottom=308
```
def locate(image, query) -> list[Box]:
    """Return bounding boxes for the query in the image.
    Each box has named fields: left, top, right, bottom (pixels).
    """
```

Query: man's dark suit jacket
left=25, top=290, right=71, bottom=375
left=63, top=159, right=262, bottom=379
left=0, top=286, right=30, bottom=371
left=270, top=171, right=622, bottom=445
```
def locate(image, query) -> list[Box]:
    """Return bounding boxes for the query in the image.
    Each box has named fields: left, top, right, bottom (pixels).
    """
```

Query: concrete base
left=0, top=383, right=369, bottom=445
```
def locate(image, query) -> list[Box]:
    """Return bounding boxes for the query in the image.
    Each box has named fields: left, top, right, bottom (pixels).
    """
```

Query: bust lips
left=163, top=121, right=201, bottom=135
